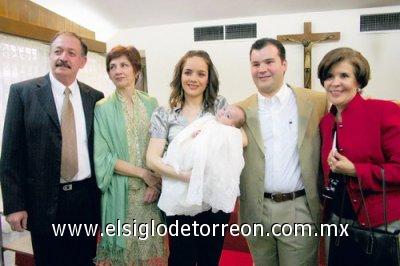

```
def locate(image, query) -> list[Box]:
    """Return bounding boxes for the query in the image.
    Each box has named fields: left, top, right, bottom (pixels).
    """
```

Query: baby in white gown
left=158, top=105, right=247, bottom=216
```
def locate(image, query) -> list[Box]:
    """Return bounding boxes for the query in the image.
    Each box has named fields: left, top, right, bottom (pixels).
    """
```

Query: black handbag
left=328, top=169, right=400, bottom=266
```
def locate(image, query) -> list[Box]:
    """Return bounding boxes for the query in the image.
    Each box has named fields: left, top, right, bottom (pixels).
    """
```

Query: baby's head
left=216, top=105, right=246, bottom=128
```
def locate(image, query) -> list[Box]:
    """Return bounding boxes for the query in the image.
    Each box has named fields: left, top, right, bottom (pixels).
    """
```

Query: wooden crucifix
left=277, top=22, right=340, bottom=89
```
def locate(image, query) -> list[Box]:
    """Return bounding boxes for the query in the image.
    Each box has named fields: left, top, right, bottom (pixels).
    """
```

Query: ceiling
left=31, top=0, right=400, bottom=41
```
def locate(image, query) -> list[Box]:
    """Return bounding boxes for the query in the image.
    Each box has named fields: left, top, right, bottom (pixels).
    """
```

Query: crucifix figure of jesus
left=277, top=22, right=340, bottom=89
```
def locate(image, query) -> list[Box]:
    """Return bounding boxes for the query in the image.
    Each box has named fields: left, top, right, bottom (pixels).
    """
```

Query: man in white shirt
left=238, top=38, right=327, bottom=266
left=0, top=32, right=104, bottom=266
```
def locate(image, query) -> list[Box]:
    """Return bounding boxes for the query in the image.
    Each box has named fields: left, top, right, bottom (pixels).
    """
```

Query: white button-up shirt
left=258, top=83, right=304, bottom=193
left=50, top=72, right=91, bottom=183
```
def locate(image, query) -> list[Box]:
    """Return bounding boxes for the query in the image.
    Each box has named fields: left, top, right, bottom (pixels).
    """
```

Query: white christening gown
left=158, top=115, right=244, bottom=216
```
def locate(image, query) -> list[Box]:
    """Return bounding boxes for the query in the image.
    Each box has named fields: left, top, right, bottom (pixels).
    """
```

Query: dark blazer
left=320, top=93, right=400, bottom=227
left=0, top=74, right=104, bottom=233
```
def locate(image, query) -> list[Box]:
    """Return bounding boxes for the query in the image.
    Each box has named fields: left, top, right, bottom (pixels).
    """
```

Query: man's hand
left=143, top=186, right=160, bottom=204
left=6, top=211, right=28, bottom=232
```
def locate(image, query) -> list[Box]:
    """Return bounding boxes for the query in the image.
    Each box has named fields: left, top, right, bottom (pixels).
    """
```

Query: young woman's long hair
left=169, top=50, right=219, bottom=112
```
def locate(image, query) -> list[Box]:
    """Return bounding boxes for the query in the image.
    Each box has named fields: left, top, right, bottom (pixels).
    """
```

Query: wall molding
left=0, top=16, right=106, bottom=53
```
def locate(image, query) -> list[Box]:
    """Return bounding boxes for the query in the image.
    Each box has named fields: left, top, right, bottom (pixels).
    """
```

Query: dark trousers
left=166, top=210, right=231, bottom=266
left=30, top=178, right=99, bottom=266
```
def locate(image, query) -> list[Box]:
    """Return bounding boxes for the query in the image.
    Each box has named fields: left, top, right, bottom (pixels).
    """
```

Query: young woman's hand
left=179, top=171, right=192, bottom=182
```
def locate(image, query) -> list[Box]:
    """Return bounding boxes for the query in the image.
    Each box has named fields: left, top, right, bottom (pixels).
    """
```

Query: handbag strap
left=356, top=176, right=373, bottom=229
left=336, top=175, right=357, bottom=226
left=337, top=177, right=346, bottom=225
left=356, top=168, right=389, bottom=231
left=381, top=168, right=388, bottom=231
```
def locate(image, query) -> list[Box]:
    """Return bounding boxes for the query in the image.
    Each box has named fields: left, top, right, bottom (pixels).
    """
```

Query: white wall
left=108, top=6, right=400, bottom=106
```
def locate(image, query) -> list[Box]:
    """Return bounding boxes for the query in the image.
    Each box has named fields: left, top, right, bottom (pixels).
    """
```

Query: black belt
left=60, top=177, right=92, bottom=192
left=264, top=189, right=306, bottom=202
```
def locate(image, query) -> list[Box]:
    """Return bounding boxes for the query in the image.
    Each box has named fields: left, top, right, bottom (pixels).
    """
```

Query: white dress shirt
left=258, top=83, right=304, bottom=193
left=50, top=72, right=91, bottom=183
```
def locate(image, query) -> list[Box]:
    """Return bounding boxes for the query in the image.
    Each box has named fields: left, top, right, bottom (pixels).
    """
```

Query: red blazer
left=320, top=93, right=400, bottom=228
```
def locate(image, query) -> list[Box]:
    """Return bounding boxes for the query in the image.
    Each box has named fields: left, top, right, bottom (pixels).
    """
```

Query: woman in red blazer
left=318, top=47, right=400, bottom=244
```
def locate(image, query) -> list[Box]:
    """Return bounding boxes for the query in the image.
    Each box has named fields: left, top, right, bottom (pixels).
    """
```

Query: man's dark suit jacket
left=0, top=74, right=104, bottom=233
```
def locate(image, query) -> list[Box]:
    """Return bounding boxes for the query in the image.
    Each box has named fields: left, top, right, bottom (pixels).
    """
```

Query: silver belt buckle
left=62, top=184, right=73, bottom=191
left=270, top=193, right=278, bottom=202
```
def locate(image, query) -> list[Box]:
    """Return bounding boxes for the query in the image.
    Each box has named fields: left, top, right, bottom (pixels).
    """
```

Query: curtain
left=0, top=33, right=113, bottom=152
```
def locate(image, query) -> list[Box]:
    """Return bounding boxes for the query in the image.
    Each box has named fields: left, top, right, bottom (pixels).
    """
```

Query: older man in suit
left=237, top=38, right=327, bottom=266
left=0, top=32, right=104, bottom=266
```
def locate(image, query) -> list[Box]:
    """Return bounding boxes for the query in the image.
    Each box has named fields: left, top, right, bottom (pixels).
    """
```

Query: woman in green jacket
left=94, top=45, right=167, bottom=265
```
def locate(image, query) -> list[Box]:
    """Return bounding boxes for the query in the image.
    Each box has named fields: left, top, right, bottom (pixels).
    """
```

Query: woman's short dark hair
left=106, top=45, right=141, bottom=78
left=169, top=50, right=219, bottom=111
left=318, top=47, right=370, bottom=89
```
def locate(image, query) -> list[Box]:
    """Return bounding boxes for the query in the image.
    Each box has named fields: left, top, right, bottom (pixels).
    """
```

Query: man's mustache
left=55, top=60, right=71, bottom=69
